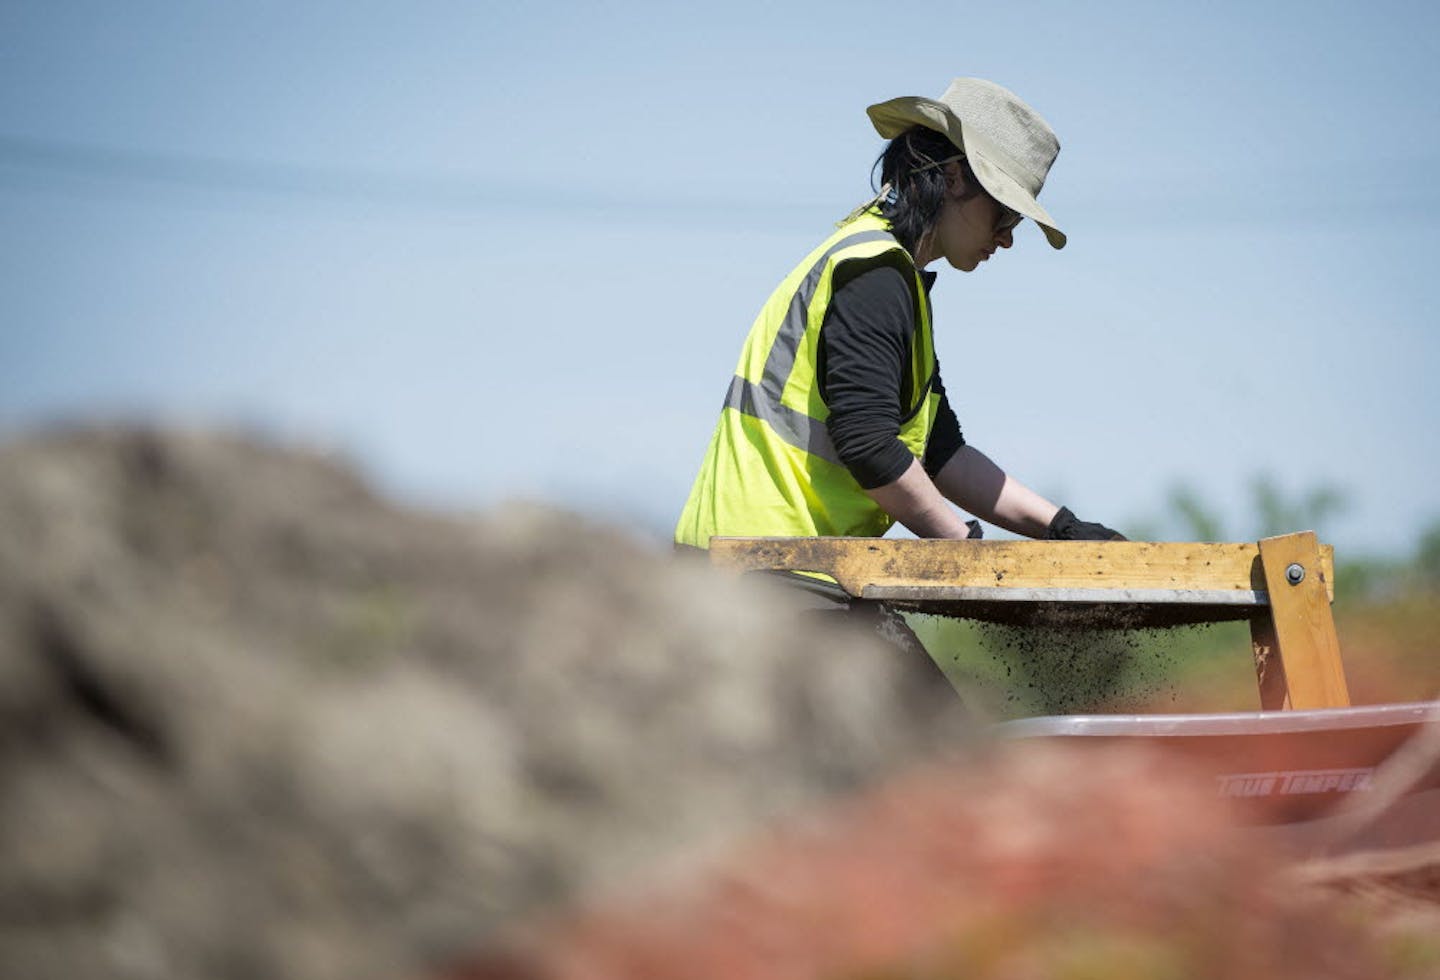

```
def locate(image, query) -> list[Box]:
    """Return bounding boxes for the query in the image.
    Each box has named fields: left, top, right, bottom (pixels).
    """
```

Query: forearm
left=865, top=457, right=976, bottom=539
left=932, top=445, right=1060, bottom=539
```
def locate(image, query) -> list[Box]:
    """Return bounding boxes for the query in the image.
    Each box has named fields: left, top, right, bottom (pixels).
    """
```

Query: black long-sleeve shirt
left=816, top=259, right=965, bottom=489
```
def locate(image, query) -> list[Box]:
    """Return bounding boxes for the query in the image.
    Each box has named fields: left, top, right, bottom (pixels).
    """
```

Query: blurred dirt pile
left=2, top=427, right=1436, bottom=980
left=0, top=427, right=967, bottom=980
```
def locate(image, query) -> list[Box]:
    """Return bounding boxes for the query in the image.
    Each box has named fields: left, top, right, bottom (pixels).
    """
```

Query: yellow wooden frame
left=707, top=531, right=1349, bottom=711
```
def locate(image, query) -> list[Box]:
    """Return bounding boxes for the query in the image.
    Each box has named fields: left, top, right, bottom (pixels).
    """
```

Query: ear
left=942, top=160, right=967, bottom=196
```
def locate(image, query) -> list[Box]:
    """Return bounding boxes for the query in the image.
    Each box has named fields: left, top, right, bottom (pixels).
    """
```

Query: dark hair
left=872, top=126, right=982, bottom=257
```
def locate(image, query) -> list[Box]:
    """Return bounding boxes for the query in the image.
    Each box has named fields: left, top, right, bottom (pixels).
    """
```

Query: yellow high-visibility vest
left=676, top=211, right=939, bottom=547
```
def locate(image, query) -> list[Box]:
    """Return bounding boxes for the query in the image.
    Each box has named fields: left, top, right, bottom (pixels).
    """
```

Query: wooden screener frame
left=707, top=531, right=1350, bottom=711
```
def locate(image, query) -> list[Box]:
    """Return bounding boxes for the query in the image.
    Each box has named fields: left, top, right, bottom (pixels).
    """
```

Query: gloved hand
left=1046, top=506, right=1127, bottom=541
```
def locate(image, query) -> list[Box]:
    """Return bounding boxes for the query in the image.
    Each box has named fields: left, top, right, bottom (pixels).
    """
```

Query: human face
left=918, top=168, right=1022, bottom=272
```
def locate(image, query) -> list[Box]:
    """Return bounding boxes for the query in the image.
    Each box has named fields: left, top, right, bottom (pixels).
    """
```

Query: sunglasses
left=993, top=199, right=1024, bottom=233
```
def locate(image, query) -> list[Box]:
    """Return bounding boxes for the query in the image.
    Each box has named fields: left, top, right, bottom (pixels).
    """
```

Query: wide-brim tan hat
left=867, top=78, right=1066, bottom=249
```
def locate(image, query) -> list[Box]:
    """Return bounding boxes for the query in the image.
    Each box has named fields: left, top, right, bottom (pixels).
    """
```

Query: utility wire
left=0, top=133, right=524, bottom=207
left=0, top=134, right=827, bottom=223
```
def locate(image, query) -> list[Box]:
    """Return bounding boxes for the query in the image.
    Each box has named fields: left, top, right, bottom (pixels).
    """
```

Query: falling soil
left=979, top=620, right=1163, bottom=714
left=910, top=601, right=1241, bottom=717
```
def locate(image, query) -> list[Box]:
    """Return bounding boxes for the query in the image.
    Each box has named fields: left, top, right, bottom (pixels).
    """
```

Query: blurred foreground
left=0, top=428, right=1436, bottom=979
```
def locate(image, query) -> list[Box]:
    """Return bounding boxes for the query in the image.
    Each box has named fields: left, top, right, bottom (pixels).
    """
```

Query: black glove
left=1047, top=506, right=1126, bottom=541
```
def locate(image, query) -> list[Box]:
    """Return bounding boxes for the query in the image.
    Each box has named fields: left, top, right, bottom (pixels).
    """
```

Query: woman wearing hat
left=676, top=78, right=1123, bottom=553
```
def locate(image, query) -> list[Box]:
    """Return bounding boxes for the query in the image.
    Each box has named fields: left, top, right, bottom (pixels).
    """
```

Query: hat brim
left=867, top=96, right=1067, bottom=250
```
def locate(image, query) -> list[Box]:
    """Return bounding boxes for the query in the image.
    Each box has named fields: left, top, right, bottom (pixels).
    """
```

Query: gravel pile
left=0, top=427, right=969, bottom=980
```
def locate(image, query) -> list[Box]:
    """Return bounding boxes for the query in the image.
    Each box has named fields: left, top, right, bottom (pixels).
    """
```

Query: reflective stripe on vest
left=723, top=228, right=894, bottom=463
left=723, top=374, right=843, bottom=467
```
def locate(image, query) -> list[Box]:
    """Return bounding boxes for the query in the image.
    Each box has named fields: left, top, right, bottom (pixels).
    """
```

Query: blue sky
left=2, top=1, right=1437, bottom=555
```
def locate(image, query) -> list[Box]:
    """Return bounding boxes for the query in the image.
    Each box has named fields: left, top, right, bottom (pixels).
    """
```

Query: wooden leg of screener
left=1256, top=531, right=1351, bottom=709
left=1249, top=614, right=1290, bottom=711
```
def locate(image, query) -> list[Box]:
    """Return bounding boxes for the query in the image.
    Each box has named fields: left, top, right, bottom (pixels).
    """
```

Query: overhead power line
left=0, top=134, right=828, bottom=225
left=0, top=133, right=519, bottom=207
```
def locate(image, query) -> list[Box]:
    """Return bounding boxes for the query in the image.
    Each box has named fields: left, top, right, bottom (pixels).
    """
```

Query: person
left=676, top=77, right=1124, bottom=552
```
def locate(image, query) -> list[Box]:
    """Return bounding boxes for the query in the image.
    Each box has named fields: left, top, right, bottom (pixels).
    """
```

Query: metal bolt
left=1285, top=563, right=1305, bottom=585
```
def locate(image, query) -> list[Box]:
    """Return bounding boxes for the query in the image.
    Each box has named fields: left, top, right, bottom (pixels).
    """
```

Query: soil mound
left=0, top=427, right=968, bottom=980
